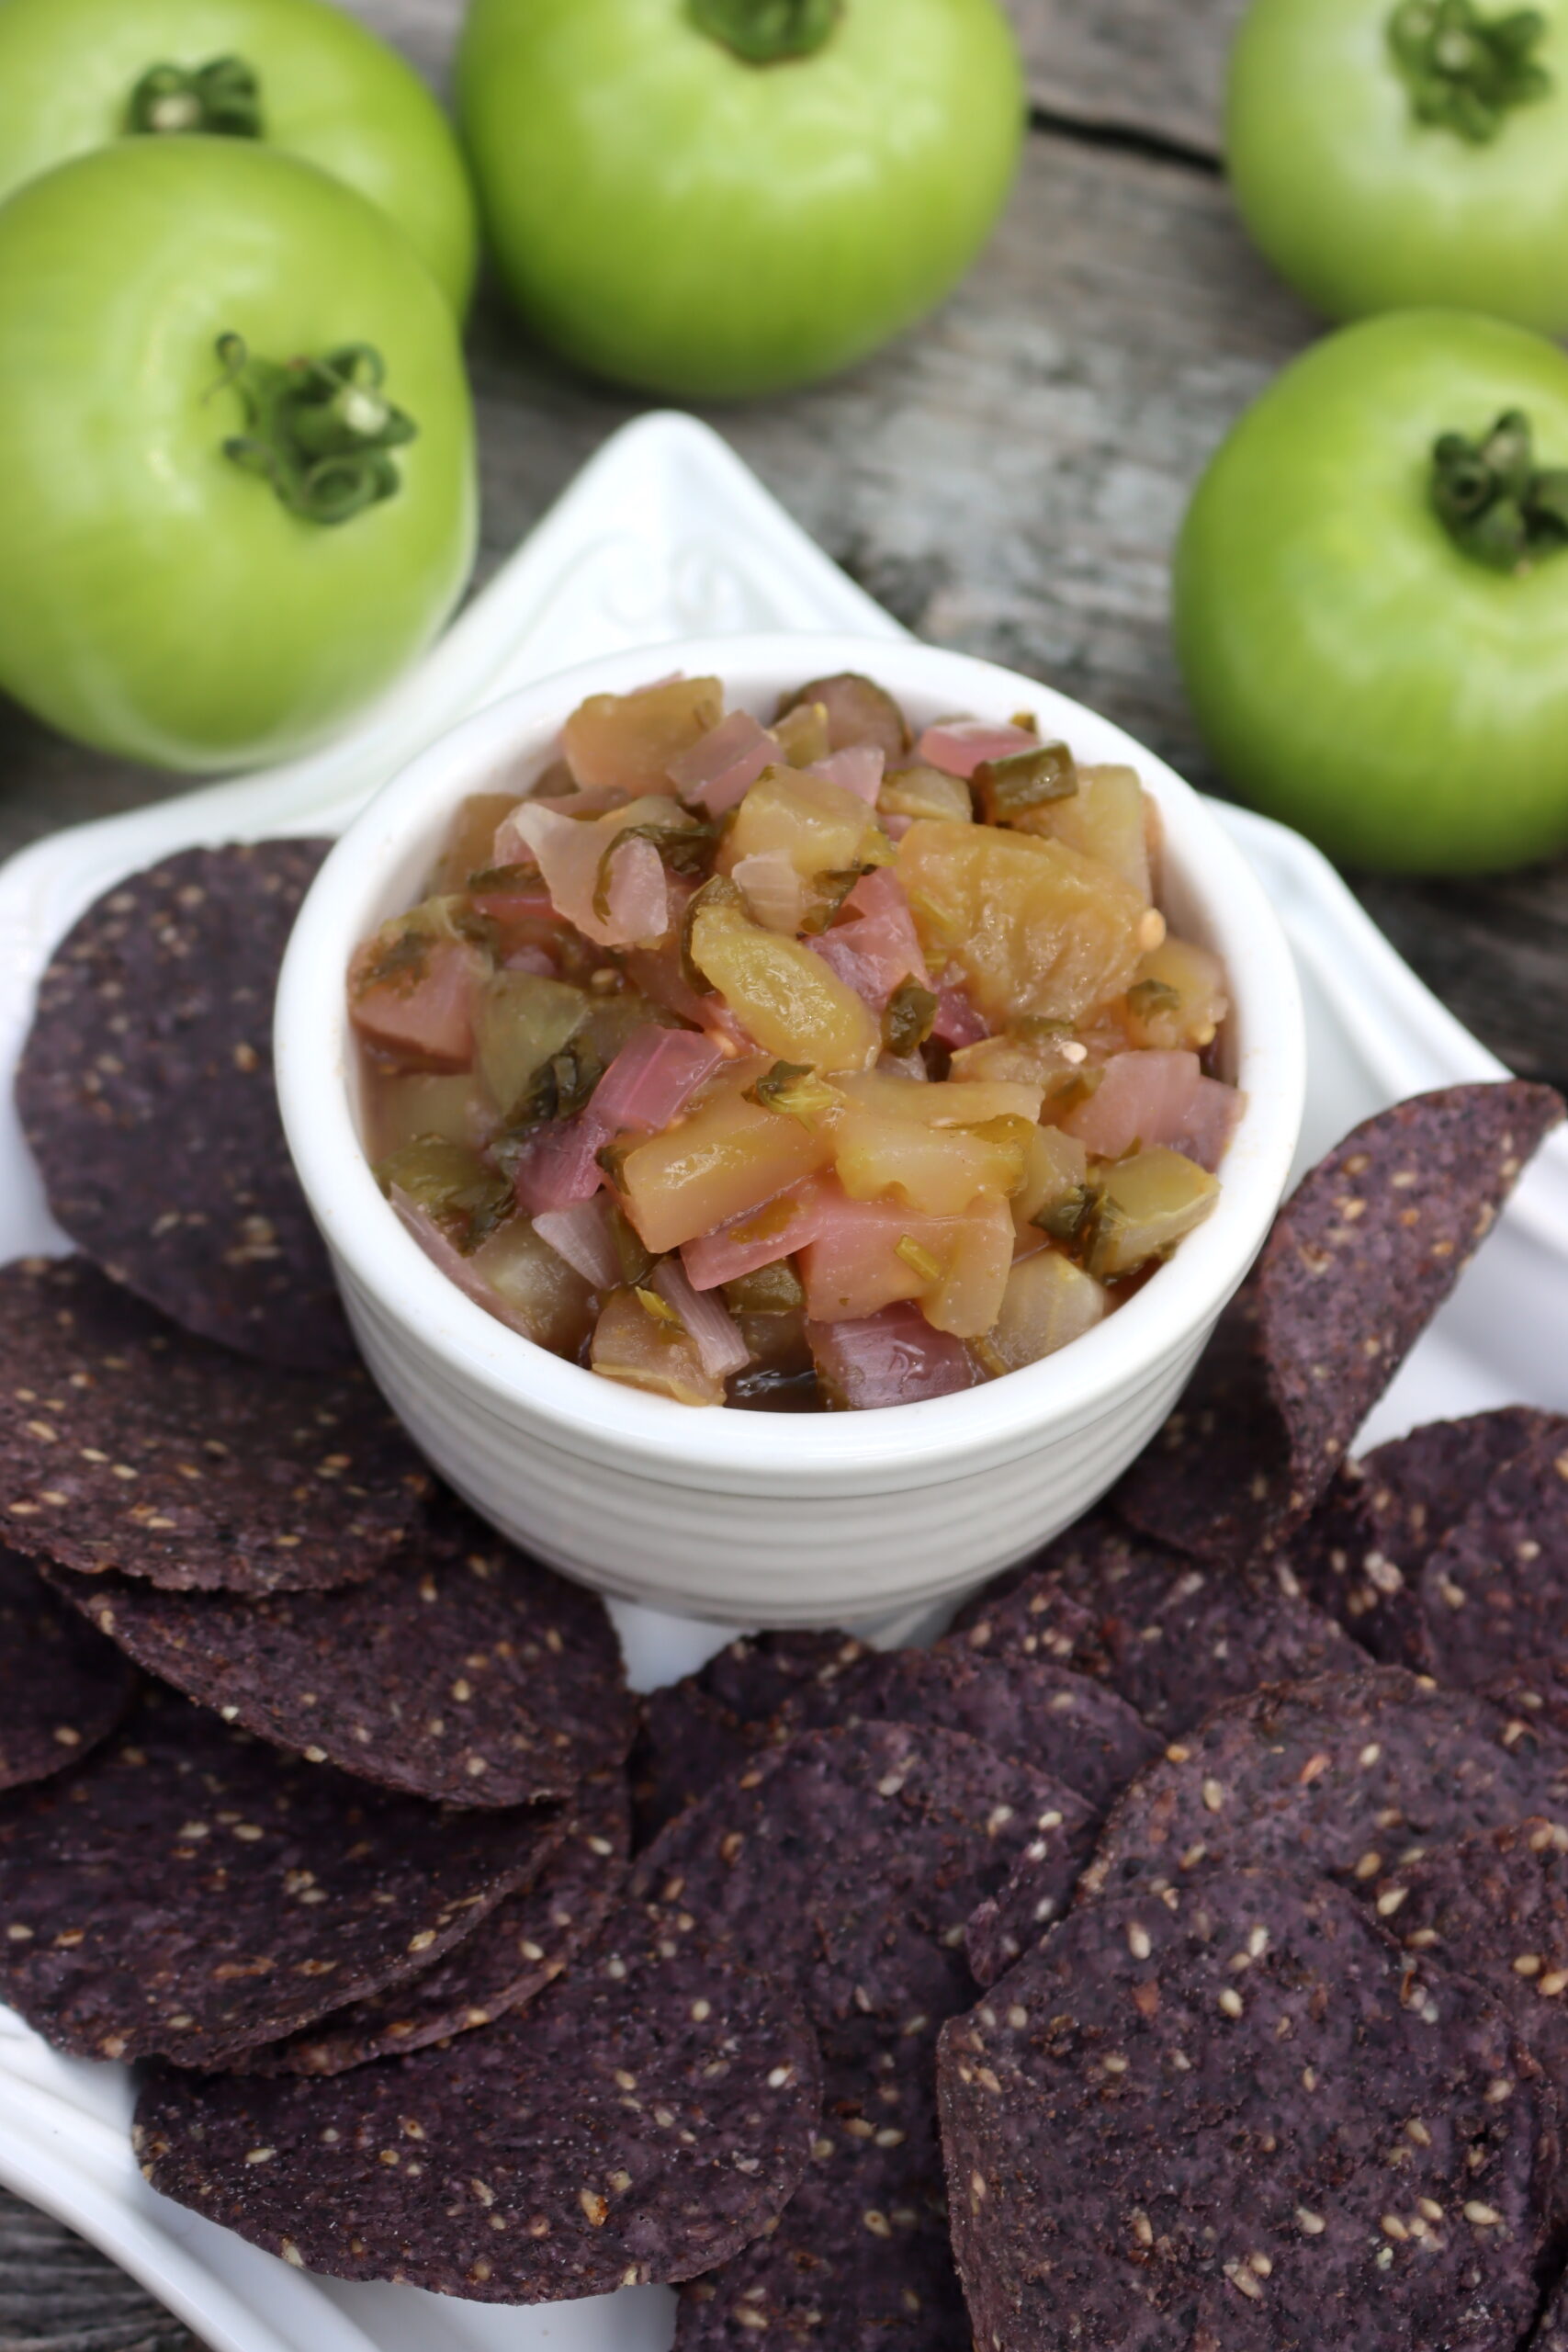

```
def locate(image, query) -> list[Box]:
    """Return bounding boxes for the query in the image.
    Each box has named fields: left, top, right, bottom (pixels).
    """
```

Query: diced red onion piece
left=881, top=810, right=915, bottom=842
left=1059, top=1051, right=1208, bottom=1162
left=731, top=851, right=806, bottom=932
left=808, top=746, right=885, bottom=805
left=390, top=1190, right=535, bottom=1339
left=681, top=1178, right=832, bottom=1292
left=349, top=938, right=478, bottom=1071
left=931, top=985, right=988, bottom=1049
left=502, top=944, right=558, bottom=977
left=502, top=803, right=670, bottom=950
left=1179, top=1076, right=1245, bottom=1173
left=667, top=710, right=775, bottom=815
left=807, top=1305, right=976, bottom=1410
left=651, top=1257, right=750, bottom=1381
left=511, top=1112, right=608, bottom=1216
left=533, top=1198, right=621, bottom=1292
left=917, top=720, right=1037, bottom=780
left=807, top=868, right=928, bottom=1013
left=591, top=1027, right=724, bottom=1137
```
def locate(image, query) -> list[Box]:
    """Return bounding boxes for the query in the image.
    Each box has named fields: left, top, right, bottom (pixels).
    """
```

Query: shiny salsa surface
left=349, top=672, right=1241, bottom=1411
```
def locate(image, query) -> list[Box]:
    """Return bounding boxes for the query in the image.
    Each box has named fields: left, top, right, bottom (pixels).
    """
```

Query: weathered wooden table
left=3, top=0, right=1566, bottom=2340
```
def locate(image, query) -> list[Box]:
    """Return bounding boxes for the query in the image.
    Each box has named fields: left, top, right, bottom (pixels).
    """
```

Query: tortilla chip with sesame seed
left=134, top=1902, right=819, bottom=2302
left=16, top=843, right=352, bottom=1373
left=0, top=1684, right=559, bottom=2067
left=940, top=1869, right=1552, bottom=2352
left=1116, top=1082, right=1564, bottom=1568
left=0, top=1545, right=134, bottom=1791
left=43, top=1487, right=634, bottom=1805
left=237, top=1770, right=630, bottom=2078
left=0, top=1256, right=425, bottom=1592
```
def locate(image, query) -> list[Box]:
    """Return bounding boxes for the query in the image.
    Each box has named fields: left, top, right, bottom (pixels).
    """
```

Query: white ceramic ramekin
left=276, top=634, right=1305, bottom=1624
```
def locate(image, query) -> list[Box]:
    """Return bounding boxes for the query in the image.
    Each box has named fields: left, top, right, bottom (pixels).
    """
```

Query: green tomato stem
left=688, top=0, right=841, bottom=66
left=128, top=56, right=265, bottom=139
left=1431, top=411, right=1568, bottom=574
left=212, top=336, right=418, bottom=527
left=1386, top=0, right=1552, bottom=141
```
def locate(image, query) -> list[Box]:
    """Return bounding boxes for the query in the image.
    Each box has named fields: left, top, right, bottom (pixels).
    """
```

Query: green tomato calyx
left=1387, top=0, right=1552, bottom=142
left=689, top=0, right=842, bottom=65
left=1431, top=411, right=1568, bottom=573
left=213, top=336, right=418, bottom=527
left=128, top=57, right=264, bottom=140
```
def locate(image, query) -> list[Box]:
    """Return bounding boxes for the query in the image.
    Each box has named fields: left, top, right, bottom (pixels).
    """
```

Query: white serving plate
left=2, top=410, right=1566, bottom=2352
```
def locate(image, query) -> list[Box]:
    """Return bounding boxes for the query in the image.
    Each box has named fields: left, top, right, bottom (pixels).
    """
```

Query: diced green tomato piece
left=879, top=765, right=974, bottom=826
left=722, top=766, right=885, bottom=888
left=1012, top=1124, right=1089, bottom=1243
left=990, top=1252, right=1108, bottom=1371
left=616, top=1080, right=833, bottom=1255
left=471, top=1218, right=596, bottom=1355
left=366, top=1072, right=481, bottom=1160
left=576, top=987, right=670, bottom=1068
left=563, top=677, right=724, bottom=791
left=896, top=820, right=1149, bottom=1028
left=427, top=791, right=520, bottom=893
left=836, top=1072, right=1045, bottom=1127
left=772, top=700, right=831, bottom=767
left=948, top=1031, right=1075, bottom=1089
left=1122, top=936, right=1229, bottom=1053
left=1088, top=1147, right=1219, bottom=1280
left=731, top=1307, right=812, bottom=1383
left=1015, top=764, right=1152, bottom=899
left=723, top=1260, right=807, bottom=1316
left=777, top=673, right=910, bottom=761
left=473, top=971, right=588, bottom=1118
left=690, top=902, right=880, bottom=1072
left=799, top=1193, right=1013, bottom=1339
left=590, top=1286, right=725, bottom=1407
left=375, top=1136, right=513, bottom=1253
left=834, top=1109, right=1033, bottom=1216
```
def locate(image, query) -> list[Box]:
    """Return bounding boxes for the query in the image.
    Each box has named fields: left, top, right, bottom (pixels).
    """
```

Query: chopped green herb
left=882, top=978, right=939, bottom=1057
left=895, top=1235, right=945, bottom=1284
left=1126, top=978, right=1182, bottom=1018
left=1033, top=1182, right=1097, bottom=1251
left=609, top=1205, right=654, bottom=1288
left=1041, top=1066, right=1103, bottom=1118
left=373, top=1136, right=514, bottom=1256
left=745, top=1062, right=842, bottom=1127
left=973, top=742, right=1078, bottom=823
left=798, top=864, right=874, bottom=936
left=465, top=861, right=539, bottom=894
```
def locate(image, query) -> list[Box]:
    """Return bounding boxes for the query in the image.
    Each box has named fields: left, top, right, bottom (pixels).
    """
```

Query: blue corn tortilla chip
left=1283, top=1408, right=1558, bottom=1667
left=774, top=1645, right=1162, bottom=1817
left=630, top=1630, right=870, bottom=1847
left=0, top=1683, right=558, bottom=2066
left=236, top=1770, right=631, bottom=2076
left=1080, top=1667, right=1568, bottom=1909
left=1369, top=1821, right=1568, bottom=2240
left=45, top=1487, right=634, bottom=1805
left=634, top=1723, right=1099, bottom=2346
left=1408, top=1423, right=1568, bottom=1696
left=940, top=1869, right=1554, bottom=2352
left=0, top=1545, right=134, bottom=1791
left=16, top=843, right=352, bottom=1372
left=0, top=1256, right=426, bottom=1592
left=677, top=2023, right=966, bottom=2351
left=1117, top=1082, right=1565, bottom=1566
left=133, top=1903, right=820, bottom=2302
left=951, top=1509, right=1355, bottom=1740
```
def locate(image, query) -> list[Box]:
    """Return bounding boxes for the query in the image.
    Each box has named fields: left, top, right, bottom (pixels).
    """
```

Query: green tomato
left=1174, top=311, right=1568, bottom=875
left=0, top=138, right=477, bottom=774
left=0, top=0, right=477, bottom=311
left=1227, top=0, right=1568, bottom=335
left=455, top=0, right=1025, bottom=401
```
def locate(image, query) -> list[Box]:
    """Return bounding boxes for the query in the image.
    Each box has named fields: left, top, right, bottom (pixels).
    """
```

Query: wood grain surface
left=3, top=2, right=1567, bottom=2342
